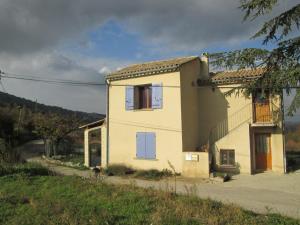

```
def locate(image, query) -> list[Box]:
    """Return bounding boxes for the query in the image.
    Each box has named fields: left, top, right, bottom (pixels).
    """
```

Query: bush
left=103, top=165, right=174, bottom=180
left=0, top=138, right=22, bottom=163
left=0, top=163, right=50, bottom=176
left=135, top=169, right=173, bottom=180
left=103, top=164, right=135, bottom=176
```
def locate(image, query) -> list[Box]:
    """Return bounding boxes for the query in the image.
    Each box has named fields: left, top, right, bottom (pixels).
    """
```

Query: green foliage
left=103, top=164, right=135, bottom=176
left=240, top=0, right=278, bottom=21
left=0, top=138, right=22, bottom=163
left=35, top=113, right=81, bottom=157
left=0, top=163, right=50, bottom=176
left=209, top=1, right=300, bottom=115
left=134, top=169, right=173, bottom=180
left=103, top=164, right=173, bottom=180
left=0, top=166, right=299, bottom=225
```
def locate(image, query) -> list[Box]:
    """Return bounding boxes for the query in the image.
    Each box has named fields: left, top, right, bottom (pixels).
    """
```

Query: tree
left=35, top=113, right=80, bottom=157
left=209, top=0, right=300, bottom=115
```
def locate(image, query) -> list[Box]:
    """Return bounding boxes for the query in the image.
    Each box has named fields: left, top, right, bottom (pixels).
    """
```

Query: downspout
left=281, top=90, right=287, bottom=173
left=106, top=79, right=110, bottom=166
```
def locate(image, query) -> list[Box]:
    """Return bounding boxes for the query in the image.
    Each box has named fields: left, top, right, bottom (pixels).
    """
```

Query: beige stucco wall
left=101, top=125, right=107, bottom=167
left=180, top=58, right=202, bottom=151
left=215, top=123, right=252, bottom=173
left=182, top=152, right=209, bottom=178
left=84, top=129, right=89, bottom=167
left=203, top=85, right=285, bottom=174
left=106, top=57, right=285, bottom=176
left=108, top=71, right=184, bottom=172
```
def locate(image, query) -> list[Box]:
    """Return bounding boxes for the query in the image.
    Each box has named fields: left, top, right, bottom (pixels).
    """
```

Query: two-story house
left=84, top=56, right=286, bottom=177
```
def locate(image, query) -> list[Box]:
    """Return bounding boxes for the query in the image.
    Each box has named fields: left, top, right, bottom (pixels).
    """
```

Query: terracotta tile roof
left=211, top=68, right=266, bottom=84
left=107, top=56, right=198, bottom=81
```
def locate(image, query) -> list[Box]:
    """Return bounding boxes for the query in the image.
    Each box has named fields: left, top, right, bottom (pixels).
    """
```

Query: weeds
left=134, top=169, right=172, bottom=180
left=0, top=163, right=299, bottom=225
left=103, top=164, right=135, bottom=176
left=0, top=163, right=50, bottom=176
left=103, top=164, right=173, bottom=180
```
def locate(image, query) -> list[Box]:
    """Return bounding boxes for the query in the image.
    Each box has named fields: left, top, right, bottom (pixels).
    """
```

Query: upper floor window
left=126, top=83, right=163, bottom=110
left=136, top=85, right=152, bottom=109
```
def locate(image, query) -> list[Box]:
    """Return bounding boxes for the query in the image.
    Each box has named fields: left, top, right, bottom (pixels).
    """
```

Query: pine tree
left=209, top=0, right=300, bottom=115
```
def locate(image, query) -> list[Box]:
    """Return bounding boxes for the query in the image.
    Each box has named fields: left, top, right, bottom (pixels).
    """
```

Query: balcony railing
left=253, top=102, right=280, bottom=124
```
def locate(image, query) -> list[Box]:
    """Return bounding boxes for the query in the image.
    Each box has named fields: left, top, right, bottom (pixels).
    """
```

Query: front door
left=254, top=133, right=272, bottom=171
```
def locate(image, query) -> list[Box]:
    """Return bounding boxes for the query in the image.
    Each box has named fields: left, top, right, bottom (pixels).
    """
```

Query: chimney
left=200, top=53, right=209, bottom=79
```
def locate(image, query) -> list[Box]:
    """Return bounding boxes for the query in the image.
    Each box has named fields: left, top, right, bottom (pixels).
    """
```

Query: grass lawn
left=0, top=164, right=299, bottom=225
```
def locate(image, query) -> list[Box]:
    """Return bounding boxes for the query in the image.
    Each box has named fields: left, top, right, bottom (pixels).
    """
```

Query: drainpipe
left=106, top=79, right=110, bottom=166
left=281, top=91, right=287, bottom=173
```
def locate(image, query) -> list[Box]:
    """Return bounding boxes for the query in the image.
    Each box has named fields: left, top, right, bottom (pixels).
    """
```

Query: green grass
left=0, top=163, right=299, bottom=225
left=46, top=154, right=88, bottom=171
left=0, top=163, right=50, bottom=176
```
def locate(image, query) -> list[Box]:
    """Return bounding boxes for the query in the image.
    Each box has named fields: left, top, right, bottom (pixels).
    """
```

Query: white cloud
left=0, top=0, right=297, bottom=113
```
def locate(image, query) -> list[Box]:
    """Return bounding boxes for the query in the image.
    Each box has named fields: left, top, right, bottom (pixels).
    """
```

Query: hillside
left=0, top=91, right=105, bottom=122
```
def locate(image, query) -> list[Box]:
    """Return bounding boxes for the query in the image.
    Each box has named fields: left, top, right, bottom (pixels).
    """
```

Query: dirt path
left=21, top=141, right=300, bottom=220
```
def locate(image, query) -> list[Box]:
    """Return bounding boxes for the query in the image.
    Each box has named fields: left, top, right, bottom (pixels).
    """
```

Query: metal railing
left=208, top=101, right=281, bottom=146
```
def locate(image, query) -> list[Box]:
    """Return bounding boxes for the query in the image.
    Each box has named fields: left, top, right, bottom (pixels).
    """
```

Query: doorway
left=254, top=133, right=272, bottom=171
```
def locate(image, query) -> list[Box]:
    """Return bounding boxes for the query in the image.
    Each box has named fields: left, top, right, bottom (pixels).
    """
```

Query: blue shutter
left=152, top=83, right=163, bottom=109
left=125, top=86, right=134, bottom=110
left=136, top=132, right=146, bottom=158
left=145, top=132, right=156, bottom=159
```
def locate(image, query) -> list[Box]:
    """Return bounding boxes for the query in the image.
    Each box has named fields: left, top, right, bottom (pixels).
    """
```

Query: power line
left=2, top=69, right=300, bottom=90
left=1, top=73, right=106, bottom=86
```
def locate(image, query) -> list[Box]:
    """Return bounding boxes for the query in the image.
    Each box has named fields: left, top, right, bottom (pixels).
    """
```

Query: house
left=83, top=55, right=286, bottom=177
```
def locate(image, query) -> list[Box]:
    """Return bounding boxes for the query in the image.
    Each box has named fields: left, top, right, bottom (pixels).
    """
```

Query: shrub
left=135, top=169, right=172, bottom=180
left=0, top=138, right=22, bottom=163
left=103, top=164, right=135, bottom=176
left=0, top=163, right=50, bottom=176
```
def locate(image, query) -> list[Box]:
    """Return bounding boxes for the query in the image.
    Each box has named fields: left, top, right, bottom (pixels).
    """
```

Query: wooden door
left=255, top=133, right=272, bottom=171
left=254, top=93, right=271, bottom=122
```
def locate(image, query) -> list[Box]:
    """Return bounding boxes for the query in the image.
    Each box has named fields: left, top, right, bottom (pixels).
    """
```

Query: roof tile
left=107, top=56, right=198, bottom=80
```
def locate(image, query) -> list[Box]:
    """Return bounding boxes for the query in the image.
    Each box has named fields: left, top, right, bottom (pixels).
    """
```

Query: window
left=136, top=132, right=156, bottom=159
left=126, top=83, right=162, bottom=110
left=220, top=149, right=235, bottom=166
left=135, top=85, right=152, bottom=109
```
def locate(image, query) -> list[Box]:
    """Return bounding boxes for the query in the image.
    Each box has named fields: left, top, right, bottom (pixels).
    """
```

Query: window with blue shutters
left=136, top=132, right=156, bottom=159
left=125, top=84, right=163, bottom=110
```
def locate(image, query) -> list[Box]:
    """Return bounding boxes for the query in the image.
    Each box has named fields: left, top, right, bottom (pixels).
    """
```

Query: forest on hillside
left=0, top=91, right=105, bottom=162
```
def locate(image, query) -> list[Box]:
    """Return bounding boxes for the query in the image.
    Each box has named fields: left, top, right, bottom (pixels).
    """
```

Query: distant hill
left=0, top=91, right=105, bottom=122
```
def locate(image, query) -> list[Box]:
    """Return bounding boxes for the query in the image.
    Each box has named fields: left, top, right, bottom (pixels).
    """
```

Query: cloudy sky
left=0, top=0, right=297, bottom=114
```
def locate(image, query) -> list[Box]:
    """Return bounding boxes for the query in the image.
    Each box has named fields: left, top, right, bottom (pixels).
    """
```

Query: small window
left=135, top=85, right=152, bottom=109
left=220, top=149, right=235, bottom=166
left=125, top=84, right=162, bottom=110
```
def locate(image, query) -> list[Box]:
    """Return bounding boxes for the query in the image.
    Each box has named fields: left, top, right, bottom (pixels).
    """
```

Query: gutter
left=106, top=79, right=110, bottom=166
left=281, top=90, right=287, bottom=173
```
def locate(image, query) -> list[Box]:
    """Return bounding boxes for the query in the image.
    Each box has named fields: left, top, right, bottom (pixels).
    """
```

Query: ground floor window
left=136, top=132, right=156, bottom=159
left=220, top=149, right=235, bottom=166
